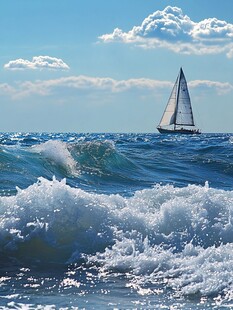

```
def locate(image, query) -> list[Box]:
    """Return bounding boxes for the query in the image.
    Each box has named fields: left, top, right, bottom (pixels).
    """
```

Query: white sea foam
left=0, top=178, right=233, bottom=297
left=31, top=140, right=78, bottom=175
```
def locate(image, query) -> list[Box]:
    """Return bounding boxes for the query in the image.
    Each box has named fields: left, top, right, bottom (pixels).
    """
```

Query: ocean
left=0, top=132, right=233, bottom=309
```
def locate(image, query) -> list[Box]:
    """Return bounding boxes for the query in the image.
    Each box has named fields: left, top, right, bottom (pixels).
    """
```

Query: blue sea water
left=0, top=132, right=233, bottom=309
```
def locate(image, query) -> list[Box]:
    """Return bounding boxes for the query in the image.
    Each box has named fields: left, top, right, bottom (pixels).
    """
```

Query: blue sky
left=1, top=0, right=233, bottom=132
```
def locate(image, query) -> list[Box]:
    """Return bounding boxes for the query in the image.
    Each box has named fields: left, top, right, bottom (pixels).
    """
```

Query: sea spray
left=0, top=176, right=233, bottom=297
left=31, top=140, right=79, bottom=176
left=0, top=177, right=114, bottom=263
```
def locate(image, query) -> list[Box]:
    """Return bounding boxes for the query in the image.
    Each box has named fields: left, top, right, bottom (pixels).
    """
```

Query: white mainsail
left=157, top=68, right=199, bottom=134
left=159, top=75, right=179, bottom=127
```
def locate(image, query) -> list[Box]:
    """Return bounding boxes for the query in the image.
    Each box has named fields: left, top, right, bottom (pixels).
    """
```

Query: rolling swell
left=0, top=133, right=233, bottom=194
left=31, top=139, right=143, bottom=194
left=1, top=138, right=144, bottom=195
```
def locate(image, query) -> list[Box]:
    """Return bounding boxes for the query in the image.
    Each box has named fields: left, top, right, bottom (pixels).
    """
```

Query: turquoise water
left=0, top=133, right=233, bottom=309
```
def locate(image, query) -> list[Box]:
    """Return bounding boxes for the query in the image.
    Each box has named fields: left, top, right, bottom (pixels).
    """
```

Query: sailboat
left=157, top=68, right=201, bottom=134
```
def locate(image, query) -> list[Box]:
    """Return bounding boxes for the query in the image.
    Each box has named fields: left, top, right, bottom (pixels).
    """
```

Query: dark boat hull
left=157, top=127, right=201, bottom=135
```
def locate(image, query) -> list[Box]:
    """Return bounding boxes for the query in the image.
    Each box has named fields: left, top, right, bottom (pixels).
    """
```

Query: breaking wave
left=32, top=140, right=79, bottom=175
left=0, top=177, right=233, bottom=297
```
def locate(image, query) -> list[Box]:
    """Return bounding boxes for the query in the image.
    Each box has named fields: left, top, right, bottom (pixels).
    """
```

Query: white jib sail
left=175, top=69, right=194, bottom=126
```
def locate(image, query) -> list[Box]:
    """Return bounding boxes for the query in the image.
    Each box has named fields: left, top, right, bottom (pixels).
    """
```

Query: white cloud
left=99, top=6, right=233, bottom=57
left=4, top=56, right=70, bottom=71
left=189, top=80, right=233, bottom=95
left=4, top=76, right=171, bottom=99
left=0, top=83, right=16, bottom=96
left=1, top=75, right=232, bottom=100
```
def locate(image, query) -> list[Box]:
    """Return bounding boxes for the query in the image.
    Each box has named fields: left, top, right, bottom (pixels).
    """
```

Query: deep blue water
left=0, top=133, right=233, bottom=309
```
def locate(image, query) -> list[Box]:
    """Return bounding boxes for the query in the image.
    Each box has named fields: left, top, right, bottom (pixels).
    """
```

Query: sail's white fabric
left=159, top=77, right=178, bottom=127
left=175, top=71, right=194, bottom=126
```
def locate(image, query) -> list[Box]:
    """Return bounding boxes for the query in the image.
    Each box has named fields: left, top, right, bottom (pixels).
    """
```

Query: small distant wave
left=229, top=136, right=233, bottom=144
left=0, top=177, right=233, bottom=297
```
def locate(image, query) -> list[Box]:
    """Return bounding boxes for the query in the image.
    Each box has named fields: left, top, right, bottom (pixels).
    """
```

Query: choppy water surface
left=0, top=133, right=233, bottom=309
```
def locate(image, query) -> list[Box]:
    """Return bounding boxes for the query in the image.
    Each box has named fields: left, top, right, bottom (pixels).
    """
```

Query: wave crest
left=32, top=140, right=79, bottom=175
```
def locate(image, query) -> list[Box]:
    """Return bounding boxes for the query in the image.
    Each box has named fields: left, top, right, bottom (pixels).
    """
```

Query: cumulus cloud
left=99, top=6, right=233, bottom=57
left=1, top=75, right=232, bottom=100
left=4, top=56, right=70, bottom=71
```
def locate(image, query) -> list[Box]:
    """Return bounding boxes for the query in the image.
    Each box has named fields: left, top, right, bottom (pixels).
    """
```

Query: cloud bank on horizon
left=99, top=6, right=233, bottom=57
left=4, top=56, right=70, bottom=71
left=1, top=76, right=232, bottom=100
